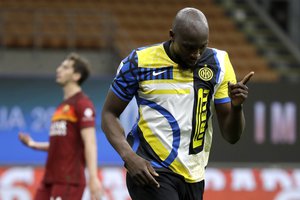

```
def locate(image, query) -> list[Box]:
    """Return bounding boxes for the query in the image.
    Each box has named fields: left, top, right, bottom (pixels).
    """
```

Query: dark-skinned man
left=101, top=7, right=254, bottom=200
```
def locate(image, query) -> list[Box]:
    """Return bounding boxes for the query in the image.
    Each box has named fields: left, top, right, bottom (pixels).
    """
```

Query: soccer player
left=101, top=7, right=254, bottom=200
left=19, top=53, right=103, bottom=200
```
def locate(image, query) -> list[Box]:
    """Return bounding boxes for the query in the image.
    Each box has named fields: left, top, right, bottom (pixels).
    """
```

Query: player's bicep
left=102, top=89, right=130, bottom=118
left=215, top=102, right=231, bottom=132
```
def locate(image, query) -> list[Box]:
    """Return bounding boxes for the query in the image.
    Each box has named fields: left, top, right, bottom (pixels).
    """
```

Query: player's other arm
left=81, top=127, right=103, bottom=200
left=215, top=101, right=245, bottom=144
left=215, top=72, right=254, bottom=144
left=18, top=132, right=49, bottom=151
left=101, top=90, right=134, bottom=163
left=101, top=90, right=160, bottom=188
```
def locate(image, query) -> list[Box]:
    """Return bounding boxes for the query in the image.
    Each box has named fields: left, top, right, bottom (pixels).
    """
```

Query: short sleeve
left=76, top=98, right=96, bottom=129
left=111, top=50, right=139, bottom=102
left=214, top=52, right=237, bottom=104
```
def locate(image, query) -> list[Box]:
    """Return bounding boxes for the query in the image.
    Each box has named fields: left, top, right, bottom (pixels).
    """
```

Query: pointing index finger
left=241, top=71, right=255, bottom=85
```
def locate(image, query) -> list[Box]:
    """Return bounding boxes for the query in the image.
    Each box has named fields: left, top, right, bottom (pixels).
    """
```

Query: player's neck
left=62, top=83, right=81, bottom=100
left=169, top=42, right=180, bottom=64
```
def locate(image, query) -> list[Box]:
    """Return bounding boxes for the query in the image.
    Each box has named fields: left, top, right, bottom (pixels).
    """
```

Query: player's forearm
left=222, top=105, right=245, bottom=144
left=30, top=142, right=49, bottom=151
left=101, top=114, right=135, bottom=161
left=84, top=140, right=98, bottom=179
left=81, top=128, right=99, bottom=179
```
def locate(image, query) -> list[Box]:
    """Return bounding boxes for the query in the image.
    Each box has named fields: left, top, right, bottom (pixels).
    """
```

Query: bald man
left=101, top=7, right=254, bottom=200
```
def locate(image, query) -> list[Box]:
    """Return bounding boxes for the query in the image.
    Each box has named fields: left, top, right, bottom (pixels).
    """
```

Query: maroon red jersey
left=43, top=91, right=95, bottom=185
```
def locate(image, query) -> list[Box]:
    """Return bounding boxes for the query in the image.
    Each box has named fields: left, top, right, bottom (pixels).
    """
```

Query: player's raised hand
left=240, top=71, right=255, bottom=85
left=18, top=132, right=34, bottom=147
left=228, top=71, right=254, bottom=107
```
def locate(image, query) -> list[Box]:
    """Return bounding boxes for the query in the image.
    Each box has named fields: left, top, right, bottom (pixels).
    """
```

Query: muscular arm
left=101, top=90, right=160, bottom=187
left=101, top=90, right=134, bottom=161
left=215, top=103, right=245, bottom=144
left=215, top=71, right=254, bottom=144
left=81, top=127, right=102, bottom=199
left=18, top=132, right=49, bottom=151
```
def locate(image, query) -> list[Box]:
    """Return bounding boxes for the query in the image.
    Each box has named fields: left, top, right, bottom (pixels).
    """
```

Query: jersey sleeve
left=76, top=98, right=96, bottom=129
left=214, top=52, right=237, bottom=104
left=111, top=50, right=139, bottom=102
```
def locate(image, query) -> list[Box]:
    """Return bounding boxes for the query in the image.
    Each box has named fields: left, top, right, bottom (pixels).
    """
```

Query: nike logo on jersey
left=153, top=70, right=166, bottom=76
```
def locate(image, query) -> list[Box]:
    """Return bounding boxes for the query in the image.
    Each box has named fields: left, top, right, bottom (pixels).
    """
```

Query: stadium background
left=0, top=0, right=299, bottom=199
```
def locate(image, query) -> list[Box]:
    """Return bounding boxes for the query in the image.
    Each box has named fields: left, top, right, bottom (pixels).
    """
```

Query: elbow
left=222, top=125, right=245, bottom=144
left=101, top=112, right=108, bottom=134
left=226, top=136, right=240, bottom=144
left=101, top=116, right=108, bottom=135
left=223, top=132, right=242, bottom=144
left=100, top=122, right=106, bottom=134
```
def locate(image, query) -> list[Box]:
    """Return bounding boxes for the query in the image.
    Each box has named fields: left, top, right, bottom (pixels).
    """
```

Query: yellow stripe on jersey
left=215, top=52, right=237, bottom=100
left=140, top=88, right=190, bottom=95
left=138, top=112, right=170, bottom=161
left=139, top=108, right=196, bottom=182
left=141, top=79, right=191, bottom=85
left=137, top=43, right=194, bottom=82
left=169, top=158, right=196, bottom=183
left=137, top=44, right=175, bottom=68
left=193, top=89, right=209, bottom=149
left=173, top=68, right=194, bottom=82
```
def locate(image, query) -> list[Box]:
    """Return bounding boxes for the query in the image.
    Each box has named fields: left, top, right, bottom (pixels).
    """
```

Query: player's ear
left=169, top=29, right=175, bottom=40
left=73, top=72, right=81, bottom=83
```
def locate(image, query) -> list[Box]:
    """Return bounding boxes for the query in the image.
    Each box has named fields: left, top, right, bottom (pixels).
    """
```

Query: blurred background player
left=101, top=7, right=253, bottom=200
left=19, top=53, right=103, bottom=200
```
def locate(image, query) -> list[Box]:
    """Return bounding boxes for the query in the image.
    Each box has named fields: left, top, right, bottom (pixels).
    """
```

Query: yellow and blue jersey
left=111, top=41, right=237, bottom=183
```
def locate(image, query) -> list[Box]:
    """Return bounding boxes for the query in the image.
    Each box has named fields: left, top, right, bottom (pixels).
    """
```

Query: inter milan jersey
left=43, top=92, right=95, bottom=185
left=111, top=41, right=237, bottom=183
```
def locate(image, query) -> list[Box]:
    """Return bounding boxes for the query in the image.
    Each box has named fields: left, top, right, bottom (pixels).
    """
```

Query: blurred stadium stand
left=0, top=0, right=299, bottom=81
left=218, top=0, right=300, bottom=81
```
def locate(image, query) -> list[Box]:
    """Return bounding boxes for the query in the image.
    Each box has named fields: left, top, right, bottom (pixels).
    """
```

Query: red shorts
left=34, top=182, right=85, bottom=200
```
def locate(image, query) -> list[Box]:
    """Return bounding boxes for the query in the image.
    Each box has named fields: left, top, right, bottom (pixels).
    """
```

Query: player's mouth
left=56, top=74, right=62, bottom=81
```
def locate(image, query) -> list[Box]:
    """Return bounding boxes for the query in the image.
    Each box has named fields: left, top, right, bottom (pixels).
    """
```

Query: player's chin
left=179, top=61, right=196, bottom=69
left=55, top=78, right=64, bottom=85
left=186, top=59, right=198, bottom=68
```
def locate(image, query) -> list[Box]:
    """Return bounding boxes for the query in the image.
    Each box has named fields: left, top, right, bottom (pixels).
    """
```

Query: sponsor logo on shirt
left=50, top=197, right=62, bottom=200
left=83, top=107, right=94, bottom=121
left=52, top=104, right=77, bottom=122
left=62, top=104, right=70, bottom=113
left=49, top=121, right=67, bottom=136
left=153, top=70, right=166, bottom=76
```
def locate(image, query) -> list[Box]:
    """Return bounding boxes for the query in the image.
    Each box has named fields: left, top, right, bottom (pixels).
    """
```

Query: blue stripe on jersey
left=131, top=123, right=140, bottom=152
left=212, top=49, right=221, bottom=84
left=111, top=85, right=131, bottom=101
left=215, top=97, right=231, bottom=104
left=151, top=160, right=163, bottom=168
left=138, top=67, right=150, bottom=81
left=112, top=50, right=139, bottom=101
left=138, top=66, right=173, bottom=81
left=139, top=98, right=180, bottom=168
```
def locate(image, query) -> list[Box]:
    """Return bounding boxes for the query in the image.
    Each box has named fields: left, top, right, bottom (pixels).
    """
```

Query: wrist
left=28, top=141, right=36, bottom=149
left=121, top=150, right=135, bottom=163
left=89, top=176, right=99, bottom=182
left=231, top=103, right=243, bottom=111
